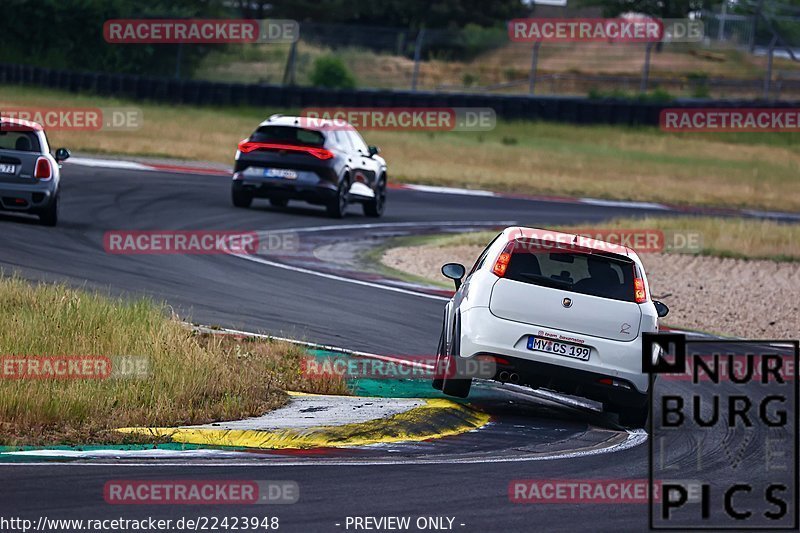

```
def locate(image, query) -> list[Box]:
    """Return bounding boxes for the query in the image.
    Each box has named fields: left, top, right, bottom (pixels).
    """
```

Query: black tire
left=38, top=194, right=58, bottom=226
left=432, top=326, right=446, bottom=391
left=326, top=177, right=349, bottom=218
left=232, top=187, right=253, bottom=208
left=269, top=198, right=289, bottom=208
left=441, top=315, right=472, bottom=398
left=363, top=177, right=386, bottom=218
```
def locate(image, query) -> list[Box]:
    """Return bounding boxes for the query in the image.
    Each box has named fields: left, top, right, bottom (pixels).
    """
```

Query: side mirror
left=368, top=145, right=380, bottom=157
left=441, top=263, right=466, bottom=290
left=653, top=300, right=669, bottom=318
left=55, top=147, right=71, bottom=163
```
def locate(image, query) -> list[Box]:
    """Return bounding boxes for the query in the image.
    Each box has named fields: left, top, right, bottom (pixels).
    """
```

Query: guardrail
left=1, top=63, right=797, bottom=127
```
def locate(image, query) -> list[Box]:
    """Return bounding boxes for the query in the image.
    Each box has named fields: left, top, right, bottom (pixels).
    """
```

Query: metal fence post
left=640, top=42, right=653, bottom=93
left=411, top=28, right=425, bottom=91
left=528, top=41, right=541, bottom=94
left=283, top=40, right=298, bottom=86
left=764, top=36, right=777, bottom=99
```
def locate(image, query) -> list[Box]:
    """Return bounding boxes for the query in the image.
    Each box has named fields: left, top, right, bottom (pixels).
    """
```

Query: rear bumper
left=232, top=174, right=337, bottom=204
left=0, top=181, right=56, bottom=211
left=459, top=306, right=652, bottom=397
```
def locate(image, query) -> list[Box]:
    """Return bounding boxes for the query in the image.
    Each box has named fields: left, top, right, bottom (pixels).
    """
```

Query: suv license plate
left=527, top=336, right=591, bottom=361
left=0, top=164, right=16, bottom=174
left=264, top=168, right=297, bottom=179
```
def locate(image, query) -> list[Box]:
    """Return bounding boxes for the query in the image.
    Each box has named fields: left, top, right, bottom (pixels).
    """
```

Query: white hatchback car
left=433, top=226, right=669, bottom=427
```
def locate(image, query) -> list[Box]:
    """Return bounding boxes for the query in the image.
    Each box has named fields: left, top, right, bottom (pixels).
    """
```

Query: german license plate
left=527, top=336, right=591, bottom=361
left=0, top=164, right=16, bottom=174
left=264, top=168, right=297, bottom=179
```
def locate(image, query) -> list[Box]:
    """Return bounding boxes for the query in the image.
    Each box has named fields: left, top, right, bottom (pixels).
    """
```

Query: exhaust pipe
left=509, top=373, right=519, bottom=384
left=498, top=371, right=509, bottom=382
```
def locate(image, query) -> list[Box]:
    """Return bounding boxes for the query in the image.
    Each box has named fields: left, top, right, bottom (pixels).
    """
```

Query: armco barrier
left=1, top=63, right=797, bottom=126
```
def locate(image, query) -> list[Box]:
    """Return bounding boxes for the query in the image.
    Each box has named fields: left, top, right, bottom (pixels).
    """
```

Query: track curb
left=117, top=395, right=490, bottom=449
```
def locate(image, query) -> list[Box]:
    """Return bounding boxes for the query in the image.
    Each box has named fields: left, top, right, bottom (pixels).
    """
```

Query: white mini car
left=433, top=226, right=669, bottom=427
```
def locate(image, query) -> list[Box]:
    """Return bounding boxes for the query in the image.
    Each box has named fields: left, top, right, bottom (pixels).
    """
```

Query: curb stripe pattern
left=116, top=398, right=490, bottom=449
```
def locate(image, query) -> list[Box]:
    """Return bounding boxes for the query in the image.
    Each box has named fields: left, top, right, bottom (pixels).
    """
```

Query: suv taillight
left=34, top=157, right=52, bottom=180
left=633, top=264, right=647, bottom=303
left=237, top=140, right=334, bottom=160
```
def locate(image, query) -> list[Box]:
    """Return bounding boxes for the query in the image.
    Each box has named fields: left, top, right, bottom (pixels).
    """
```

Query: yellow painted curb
left=118, top=398, right=490, bottom=449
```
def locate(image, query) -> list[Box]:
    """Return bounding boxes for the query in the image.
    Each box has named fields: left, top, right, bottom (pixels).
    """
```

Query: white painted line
left=579, top=198, right=671, bottom=210
left=67, top=157, right=152, bottom=171
left=399, top=184, right=497, bottom=197
left=232, top=252, right=449, bottom=301
left=225, top=221, right=516, bottom=302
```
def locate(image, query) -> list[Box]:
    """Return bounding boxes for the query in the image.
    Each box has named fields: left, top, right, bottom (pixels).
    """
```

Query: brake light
left=634, top=278, right=647, bottom=303
left=34, top=157, right=52, bottom=180
left=492, top=242, right=515, bottom=277
left=237, top=140, right=334, bottom=160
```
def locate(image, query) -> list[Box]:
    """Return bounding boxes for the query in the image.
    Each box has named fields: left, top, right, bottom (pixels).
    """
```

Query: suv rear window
left=251, top=126, right=325, bottom=146
left=502, top=241, right=636, bottom=302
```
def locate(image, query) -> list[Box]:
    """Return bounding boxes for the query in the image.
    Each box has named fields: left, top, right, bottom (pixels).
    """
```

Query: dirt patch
left=382, top=245, right=800, bottom=338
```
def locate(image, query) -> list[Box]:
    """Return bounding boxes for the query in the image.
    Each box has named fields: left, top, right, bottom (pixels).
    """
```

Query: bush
left=309, top=56, right=357, bottom=89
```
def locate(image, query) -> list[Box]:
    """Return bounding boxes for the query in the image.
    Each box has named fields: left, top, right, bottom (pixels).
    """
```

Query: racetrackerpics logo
left=1, top=107, right=142, bottom=131
left=103, top=230, right=299, bottom=256
left=104, top=19, right=299, bottom=44
left=299, top=108, right=496, bottom=132
left=0, top=355, right=149, bottom=380
left=661, top=109, right=800, bottom=132
left=508, top=18, right=703, bottom=43
left=104, top=480, right=298, bottom=505
left=301, top=354, right=497, bottom=381
left=643, top=333, right=799, bottom=529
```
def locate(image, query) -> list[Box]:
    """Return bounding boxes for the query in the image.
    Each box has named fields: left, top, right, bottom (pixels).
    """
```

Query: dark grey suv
left=231, top=115, right=387, bottom=218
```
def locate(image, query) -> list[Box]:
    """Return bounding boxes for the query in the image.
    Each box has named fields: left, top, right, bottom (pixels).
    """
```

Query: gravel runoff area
left=382, top=244, right=800, bottom=339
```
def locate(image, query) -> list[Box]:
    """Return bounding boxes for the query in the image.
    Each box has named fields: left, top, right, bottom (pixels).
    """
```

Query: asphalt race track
left=0, top=163, right=796, bottom=532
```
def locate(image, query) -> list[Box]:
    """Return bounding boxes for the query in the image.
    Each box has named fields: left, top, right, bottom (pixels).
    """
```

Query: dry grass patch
left=0, top=275, right=347, bottom=446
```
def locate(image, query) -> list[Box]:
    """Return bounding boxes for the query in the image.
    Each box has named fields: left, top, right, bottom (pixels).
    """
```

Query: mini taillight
left=634, top=278, right=647, bottom=303
left=237, top=140, right=333, bottom=160
left=492, top=242, right=515, bottom=277
left=34, top=157, right=52, bottom=180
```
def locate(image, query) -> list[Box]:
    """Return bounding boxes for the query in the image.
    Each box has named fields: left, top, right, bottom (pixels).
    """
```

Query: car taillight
left=492, top=242, right=515, bottom=277
left=34, top=157, right=52, bottom=180
left=237, top=140, right=333, bottom=160
left=634, top=278, right=647, bottom=303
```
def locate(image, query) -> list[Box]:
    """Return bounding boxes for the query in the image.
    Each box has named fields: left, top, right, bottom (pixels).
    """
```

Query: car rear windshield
left=502, top=242, right=637, bottom=302
left=0, top=131, right=39, bottom=152
left=251, top=126, right=325, bottom=146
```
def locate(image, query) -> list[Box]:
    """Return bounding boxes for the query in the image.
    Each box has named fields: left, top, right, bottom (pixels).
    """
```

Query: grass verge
left=0, top=275, right=348, bottom=446
left=2, top=85, right=800, bottom=212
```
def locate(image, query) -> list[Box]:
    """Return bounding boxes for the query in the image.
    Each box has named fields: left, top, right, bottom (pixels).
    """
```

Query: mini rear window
left=0, top=130, right=40, bottom=152
left=251, top=126, right=325, bottom=146
left=502, top=241, right=636, bottom=302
